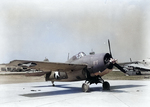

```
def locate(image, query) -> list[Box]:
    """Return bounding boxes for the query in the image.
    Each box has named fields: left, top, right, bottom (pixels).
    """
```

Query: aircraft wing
left=118, top=61, right=139, bottom=66
left=8, top=60, right=87, bottom=74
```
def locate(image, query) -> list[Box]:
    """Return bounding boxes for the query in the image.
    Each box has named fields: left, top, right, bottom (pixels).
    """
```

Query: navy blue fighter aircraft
left=8, top=40, right=126, bottom=92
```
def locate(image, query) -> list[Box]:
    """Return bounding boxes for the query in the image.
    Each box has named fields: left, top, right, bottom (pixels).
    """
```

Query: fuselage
left=66, top=52, right=113, bottom=76
left=48, top=52, right=113, bottom=82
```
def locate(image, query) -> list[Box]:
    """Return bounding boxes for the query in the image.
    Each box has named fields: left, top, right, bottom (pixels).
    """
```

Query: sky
left=0, top=0, right=150, bottom=63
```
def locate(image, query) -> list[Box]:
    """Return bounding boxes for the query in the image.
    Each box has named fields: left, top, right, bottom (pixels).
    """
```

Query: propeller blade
left=114, top=63, right=127, bottom=73
left=107, top=39, right=127, bottom=74
left=130, top=58, right=132, bottom=62
left=108, top=39, right=112, bottom=58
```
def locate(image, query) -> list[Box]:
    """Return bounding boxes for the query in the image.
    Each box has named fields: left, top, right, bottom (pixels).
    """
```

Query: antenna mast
left=67, top=53, right=70, bottom=60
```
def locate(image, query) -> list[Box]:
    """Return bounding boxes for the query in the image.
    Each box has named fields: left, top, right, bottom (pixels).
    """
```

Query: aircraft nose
left=104, top=53, right=112, bottom=64
left=104, top=53, right=127, bottom=73
left=103, top=53, right=114, bottom=69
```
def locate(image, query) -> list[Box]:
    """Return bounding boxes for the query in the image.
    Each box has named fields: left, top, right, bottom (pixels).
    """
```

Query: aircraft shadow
left=21, top=85, right=82, bottom=97
left=32, top=84, right=70, bottom=88
left=109, top=84, right=145, bottom=93
left=20, top=84, right=145, bottom=97
left=111, top=84, right=145, bottom=90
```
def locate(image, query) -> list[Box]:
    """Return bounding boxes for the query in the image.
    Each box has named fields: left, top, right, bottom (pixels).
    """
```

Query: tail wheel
left=103, top=81, right=110, bottom=90
left=82, top=83, right=90, bottom=92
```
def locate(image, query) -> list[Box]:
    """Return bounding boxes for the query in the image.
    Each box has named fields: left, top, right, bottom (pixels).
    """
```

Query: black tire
left=103, top=81, right=110, bottom=90
left=82, top=83, right=90, bottom=92
left=136, top=71, right=142, bottom=75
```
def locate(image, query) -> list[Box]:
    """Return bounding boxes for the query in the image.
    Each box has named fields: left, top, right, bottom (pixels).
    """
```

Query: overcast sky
left=0, top=0, right=150, bottom=63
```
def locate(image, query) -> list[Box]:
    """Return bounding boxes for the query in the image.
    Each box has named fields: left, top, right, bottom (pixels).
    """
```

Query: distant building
left=0, top=64, right=24, bottom=72
left=0, top=58, right=49, bottom=72
left=43, top=57, right=49, bottom=62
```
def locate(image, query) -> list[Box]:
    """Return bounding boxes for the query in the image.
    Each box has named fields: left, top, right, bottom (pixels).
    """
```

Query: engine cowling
left=89, top=53, right=112, bottom=74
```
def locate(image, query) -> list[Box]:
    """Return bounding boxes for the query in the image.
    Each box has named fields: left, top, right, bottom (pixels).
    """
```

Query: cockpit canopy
left=69, top=52, right=86, bottom=61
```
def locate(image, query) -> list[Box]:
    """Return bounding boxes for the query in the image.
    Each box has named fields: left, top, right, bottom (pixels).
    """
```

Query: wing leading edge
left=8, top=60, right=87, bottom=73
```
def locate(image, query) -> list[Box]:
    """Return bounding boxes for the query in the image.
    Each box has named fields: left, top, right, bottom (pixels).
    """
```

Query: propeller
left=108, top=39, right=112, bottom=58
left=130, top=58, right=132, bottom=62
left=107, top=39, right=127, bottom=73
left=113, top=63, right=126, bottom=73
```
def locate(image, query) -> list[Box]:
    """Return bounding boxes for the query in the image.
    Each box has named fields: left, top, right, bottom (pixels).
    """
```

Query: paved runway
left=0, top=80, right=150, bottom=107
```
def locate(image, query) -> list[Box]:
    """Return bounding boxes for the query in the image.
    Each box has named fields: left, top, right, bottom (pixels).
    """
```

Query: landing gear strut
left=52, top=81, right=55, bottom=86
left=82, top=75, right=110, bottom=92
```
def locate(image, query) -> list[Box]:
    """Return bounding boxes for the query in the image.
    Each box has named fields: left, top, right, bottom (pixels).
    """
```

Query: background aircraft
left=8, top=40, right=127, bottom=92
left=119, top=58, right=150, bottom=75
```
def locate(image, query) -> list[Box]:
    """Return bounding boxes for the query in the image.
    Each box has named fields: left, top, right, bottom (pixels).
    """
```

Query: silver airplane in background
left=120, top=58, right=150, bottom=75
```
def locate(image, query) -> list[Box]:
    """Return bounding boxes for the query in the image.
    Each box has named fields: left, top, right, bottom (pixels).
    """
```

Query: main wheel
left=136, top=71, right=142, bottom=75
left=102, top=81, right=110, bottom=90
left=82, top=83, right=90, bottom=92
